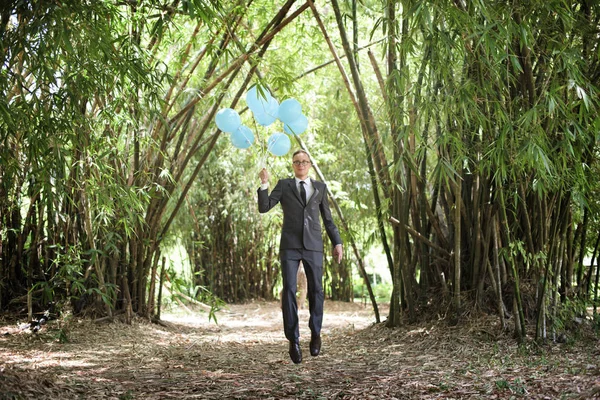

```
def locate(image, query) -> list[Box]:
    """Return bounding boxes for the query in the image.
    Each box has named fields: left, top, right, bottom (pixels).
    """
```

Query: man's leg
left=301, top=250, right=324, bottom=356
left=281, top=249, right=303, bottom=363
left=280, top=250, right=301, bottom=341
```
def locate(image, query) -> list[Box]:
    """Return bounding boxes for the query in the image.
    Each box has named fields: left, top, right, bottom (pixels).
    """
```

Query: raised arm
left=257, top=169, right=282, bottom=213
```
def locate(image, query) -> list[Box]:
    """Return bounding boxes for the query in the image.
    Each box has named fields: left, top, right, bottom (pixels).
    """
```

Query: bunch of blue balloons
left=214, top=86, right=308, bottom=156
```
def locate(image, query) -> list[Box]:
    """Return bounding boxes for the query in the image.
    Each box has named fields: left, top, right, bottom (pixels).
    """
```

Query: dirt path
left=1, top=301, right=599, bottom=399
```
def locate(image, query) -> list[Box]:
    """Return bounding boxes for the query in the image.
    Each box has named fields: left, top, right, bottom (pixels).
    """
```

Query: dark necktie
left=299, top=181, right=307, bottom=205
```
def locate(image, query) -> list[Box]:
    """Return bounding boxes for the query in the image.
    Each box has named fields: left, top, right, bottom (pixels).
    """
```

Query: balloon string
left=260, top=127, right=267, bottom=169
left=251, top=115, right=266, bottom=170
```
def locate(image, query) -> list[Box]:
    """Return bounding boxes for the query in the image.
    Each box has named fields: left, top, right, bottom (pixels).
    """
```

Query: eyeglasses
left=293, top=161, right=311, bottom=166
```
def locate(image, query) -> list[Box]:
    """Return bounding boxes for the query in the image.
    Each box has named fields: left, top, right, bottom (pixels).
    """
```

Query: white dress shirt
left=295, top=177, right=314, bottom=203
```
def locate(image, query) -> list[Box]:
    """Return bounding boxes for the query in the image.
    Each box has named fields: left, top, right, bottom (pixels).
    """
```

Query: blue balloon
left=277, top=98, right=302, bottom=124
left=230, top=125, right=254, bottom=149
left=267, top=132, right=291, bottom=156
left=215, top=108, right=241, bottom=133
left=254, top=110, right=277, bottom=127
left=283, top=114, right=308, bottom=135
left=265, top=96, right=279, bottom=117
left=246, top=86, right=272, bottom=114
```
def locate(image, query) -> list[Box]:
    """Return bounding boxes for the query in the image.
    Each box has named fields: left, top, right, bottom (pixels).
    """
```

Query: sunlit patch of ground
left=1, top=300, right=599, bottom=399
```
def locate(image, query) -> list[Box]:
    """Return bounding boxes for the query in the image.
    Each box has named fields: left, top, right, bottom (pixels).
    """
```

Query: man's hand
left=333, top=244, right=343, bottom=264
left=259, top=168, right=269, bottom=184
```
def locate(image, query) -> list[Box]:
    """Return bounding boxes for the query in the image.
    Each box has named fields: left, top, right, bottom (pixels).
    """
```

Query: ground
left=1, top=301, right=600, bottom=399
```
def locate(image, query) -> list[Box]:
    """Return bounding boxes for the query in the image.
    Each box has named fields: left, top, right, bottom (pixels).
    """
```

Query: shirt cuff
left=260, top=183, right=269, bottom=191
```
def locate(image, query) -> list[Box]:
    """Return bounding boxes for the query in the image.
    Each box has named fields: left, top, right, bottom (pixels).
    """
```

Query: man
left=258, top=149, right=343, bottom=364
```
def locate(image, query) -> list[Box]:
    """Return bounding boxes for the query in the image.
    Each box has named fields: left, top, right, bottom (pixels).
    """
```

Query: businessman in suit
left=258, top=149, right=343, bottom=364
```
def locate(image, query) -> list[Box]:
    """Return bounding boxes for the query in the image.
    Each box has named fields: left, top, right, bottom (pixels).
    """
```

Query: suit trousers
left=280, top=248, right=324, bottom=342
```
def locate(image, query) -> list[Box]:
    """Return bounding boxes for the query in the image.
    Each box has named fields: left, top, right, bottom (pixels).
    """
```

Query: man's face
left=292, top=153, right=311, bottom=178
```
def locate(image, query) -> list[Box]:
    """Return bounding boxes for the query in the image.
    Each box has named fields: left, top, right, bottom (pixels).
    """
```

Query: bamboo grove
left=1, top=0, right=599, bottom=342
left=373, top=0, right=600, bottom=341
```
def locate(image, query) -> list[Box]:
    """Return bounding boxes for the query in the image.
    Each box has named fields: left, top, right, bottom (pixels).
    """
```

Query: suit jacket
left=257, top=178, right=342, bottom=252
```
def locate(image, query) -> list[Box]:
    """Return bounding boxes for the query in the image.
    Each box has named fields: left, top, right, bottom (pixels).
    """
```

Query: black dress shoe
left=289, top=341, right=302, bottom=364
left=310, top=335, right=321, bottom=357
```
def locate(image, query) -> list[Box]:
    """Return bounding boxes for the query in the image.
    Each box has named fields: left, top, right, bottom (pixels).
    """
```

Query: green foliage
left=54, top=327, right=70, bottom=344
left=29, top=242, right=118, bottom=310
left=118, top=390, right=135, bottom=400
left=32, top=244, right=84, bottom=300
left=163, top=265, right=224, bottom=323
left=495, top=378, right=527, bottom=395
left=552, top=297, right=588, bottom=336
left=353, top=281, right=392, bottom=304
left=593, top=314, right=600, bottom=334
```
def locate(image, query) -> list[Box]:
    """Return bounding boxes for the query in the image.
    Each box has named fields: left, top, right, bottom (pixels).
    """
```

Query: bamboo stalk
left=499, top=187, right=526, bottom=340
left=492, top=219, right=507, bottom=329
left=453, top=175, right=462, bottom=313
left=147, top=250, right=161, bottom=319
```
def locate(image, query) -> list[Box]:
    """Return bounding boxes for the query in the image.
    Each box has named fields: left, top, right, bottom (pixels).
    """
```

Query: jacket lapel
left=288, top=179, right=303, bottom=205
left=308, top=179, right=320, bottom=205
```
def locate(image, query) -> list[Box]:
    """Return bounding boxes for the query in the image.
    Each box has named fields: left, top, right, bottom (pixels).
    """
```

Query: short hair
left=292, top=149, right=309, bottom=159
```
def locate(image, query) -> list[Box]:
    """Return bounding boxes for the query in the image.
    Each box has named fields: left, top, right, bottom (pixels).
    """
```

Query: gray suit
left=258, top=178, right=342, bottom=342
